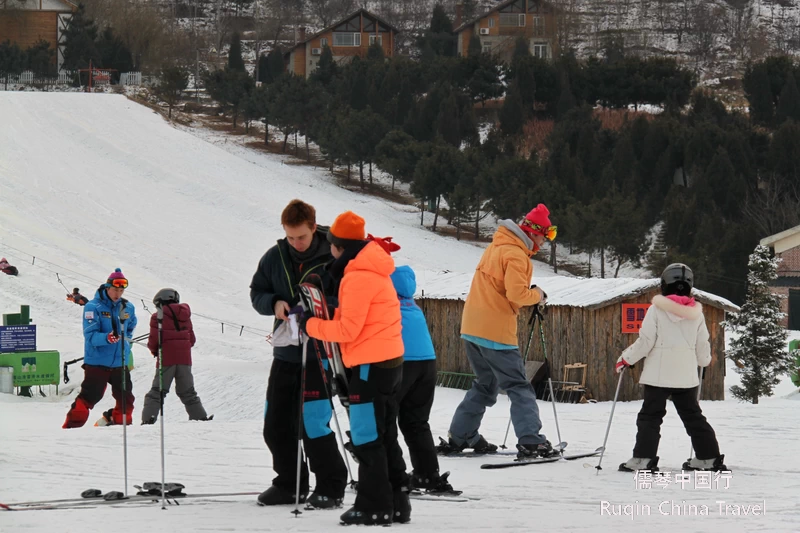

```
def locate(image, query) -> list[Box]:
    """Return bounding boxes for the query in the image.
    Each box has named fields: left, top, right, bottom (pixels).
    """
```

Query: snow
left=1, top=92, right=799, bottom=532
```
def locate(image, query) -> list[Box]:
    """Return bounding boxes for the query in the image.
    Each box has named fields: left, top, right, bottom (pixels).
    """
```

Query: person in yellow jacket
left=443, top=204, right=557, bottom=460
left=302, top=211, right=410, bottom=527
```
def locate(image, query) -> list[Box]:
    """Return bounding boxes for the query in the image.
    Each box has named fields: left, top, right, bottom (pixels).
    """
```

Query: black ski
left=436, top=437, right=567, bottom=458
left=2, top=491, right=260, bottom=511
left=481, top=447, right=605, bottom=469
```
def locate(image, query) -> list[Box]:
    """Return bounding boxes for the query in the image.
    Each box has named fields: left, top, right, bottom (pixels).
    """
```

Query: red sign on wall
left=622, top=304, right=651, bottom=333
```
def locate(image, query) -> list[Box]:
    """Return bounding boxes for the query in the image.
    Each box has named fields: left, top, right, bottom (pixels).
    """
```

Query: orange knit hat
left=328, top=211, right=366, bottom=247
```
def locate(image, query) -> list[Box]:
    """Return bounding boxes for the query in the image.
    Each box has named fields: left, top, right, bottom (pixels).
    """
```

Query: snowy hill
left=1, top=93, right=799, bottom=532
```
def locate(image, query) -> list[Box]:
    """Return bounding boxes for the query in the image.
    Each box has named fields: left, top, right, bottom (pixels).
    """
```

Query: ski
left=436, top=438, right=567, bottom=458
left=2, top=491, right=260, bottom=511
left=481, top=447, right=604, bottom=469
left=408, top=492, right=472, bottom=503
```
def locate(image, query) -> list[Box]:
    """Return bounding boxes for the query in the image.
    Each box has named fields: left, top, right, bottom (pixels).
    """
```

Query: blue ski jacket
left=83, top=287, right=138, bottom=368
left=390, top=266, right=435, bottom=362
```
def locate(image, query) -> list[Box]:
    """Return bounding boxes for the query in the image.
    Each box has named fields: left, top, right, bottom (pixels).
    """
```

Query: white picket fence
left=2, top=71, right=144, bottom=88
left=119, top=72, right=142, bottom=86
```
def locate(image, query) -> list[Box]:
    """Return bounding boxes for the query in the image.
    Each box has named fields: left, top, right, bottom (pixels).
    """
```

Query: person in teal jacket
left=390, top=265, right=456, bottom=494
left=63, top=268, right=138, bottom=428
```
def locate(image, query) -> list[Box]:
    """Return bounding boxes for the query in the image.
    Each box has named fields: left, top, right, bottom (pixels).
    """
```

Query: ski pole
left=157, top=305, right=166, bottom=510
left=119, top=311, right=129, bottom=497
left=500, top=308, right=539, bottom=449
left=292, top=334, right=309, bottom=516
left=688, top=367, right=704, bottom=461
left=538, top=307, right=564, bottom=457
left=595, top=367, right=626, bottom=473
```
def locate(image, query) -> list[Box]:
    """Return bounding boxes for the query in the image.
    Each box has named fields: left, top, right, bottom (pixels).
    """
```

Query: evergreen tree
left=556, top=72, right=576, bottom=119
left=343, top=108, right=390, bottom=186
left=366, top=42, right=384, bottom=62
left=419, top=4, right=456, bottom=58
left=155, top=66, right=189, bottom=119
left=375, top=130, right=421, bottom=191
left=228, top=32, right=246, bottom=72
left=25, top=40, right=55, bottom=78
left=412, top=142, right=467, bottom=231
left=499, top=80, right=525, bottom=136
left=0, top=41, right=26, bottom=90
left=257, top=54, right=269, bottom=83
left=512, top=37, right=530, bottom=64
left=96, top=27, right=132, bottom=81
left=726, top=245, right=792, bottom=404
left=61, top=5, right=100, bottom=73
left=776, top=72, right=800, bottom=126
left=349, top=59, right=369, bottom=110
left=311, top=45, right=335, bottom=86
left=467, top=54, right=502, bottom=106
left=436, top=92, right=461, bottom=147
left=743, top=62, right=775, bottom=126
left=394, top=78, right=415, bottom=127
left=267, top=48, right=285, bottom=83
left=467, top=34, right=482, bottom=58
left=768, top=119, right=800, bottom=185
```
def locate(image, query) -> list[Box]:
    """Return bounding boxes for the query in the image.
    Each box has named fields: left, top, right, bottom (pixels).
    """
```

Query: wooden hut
left=414, top=272, right=739, bottom=402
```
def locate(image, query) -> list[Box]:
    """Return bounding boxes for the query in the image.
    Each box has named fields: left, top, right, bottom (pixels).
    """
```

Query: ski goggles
left=108, top=278, right=128, bottom=289
left=521, top=220, right=557, bottom=241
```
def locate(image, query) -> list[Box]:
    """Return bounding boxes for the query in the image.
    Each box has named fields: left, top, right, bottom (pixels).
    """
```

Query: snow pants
left=63, top=365, right=134, bottom=428
left=449, top=340, right=547, bottom=446
left=349, top=358, right=408, bottom=513
left=633, top=385, right=721, bottom=460
left=397, top=359, right=439, bottom=477
left=140, top=364, right=208, bottom=422
left=263, top=351, right=347, bottom=499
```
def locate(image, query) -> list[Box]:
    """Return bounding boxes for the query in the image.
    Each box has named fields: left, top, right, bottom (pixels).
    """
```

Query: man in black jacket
left=250, top=199, right=347, bottom=509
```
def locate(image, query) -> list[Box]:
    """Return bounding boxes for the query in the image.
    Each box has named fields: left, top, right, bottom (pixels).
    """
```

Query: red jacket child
left=147, top=303, right=196, bottom=367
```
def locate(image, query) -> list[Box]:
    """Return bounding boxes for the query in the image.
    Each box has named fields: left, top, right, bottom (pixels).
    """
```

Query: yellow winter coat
left=460, top=224, right=543, bottom=345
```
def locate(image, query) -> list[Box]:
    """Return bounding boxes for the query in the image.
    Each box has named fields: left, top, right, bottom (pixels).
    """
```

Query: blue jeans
left=448, top=340, right=547, bottom=446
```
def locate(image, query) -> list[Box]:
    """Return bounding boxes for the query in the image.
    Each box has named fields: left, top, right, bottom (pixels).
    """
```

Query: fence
left=2, top=71, right=143, bottom=89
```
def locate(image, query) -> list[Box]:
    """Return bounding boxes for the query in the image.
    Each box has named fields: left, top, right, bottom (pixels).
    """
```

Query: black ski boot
left=516, top=440, right=554, bottom=460
left=141, top=416, right=156, bottom=425
left=306, top=492, right=343, bottom=510
left=339, top=506, right=392, bottom=526
left=682, top=455, right=729, bottom=472
left=411, top=471, right=459, bottom=495
left=393, top=488, right=411, bottom=523
left=257, top=485, right=306, bottom=506
left=618, top=457, right=660, bottom=473
left=436, top=435, right=497, bottom=455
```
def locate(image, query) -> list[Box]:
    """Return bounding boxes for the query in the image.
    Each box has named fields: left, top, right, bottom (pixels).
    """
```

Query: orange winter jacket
left=461, top=223, right=543, bottom=346
left=306, top=241, right=403, bottom=368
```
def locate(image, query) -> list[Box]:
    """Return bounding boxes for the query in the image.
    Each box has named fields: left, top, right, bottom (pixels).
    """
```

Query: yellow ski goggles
left=521, top=220, right=557, bottom=241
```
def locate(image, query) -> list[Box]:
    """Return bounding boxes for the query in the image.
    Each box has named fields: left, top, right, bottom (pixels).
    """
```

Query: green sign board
left=0, top=351, right=60, bottom=387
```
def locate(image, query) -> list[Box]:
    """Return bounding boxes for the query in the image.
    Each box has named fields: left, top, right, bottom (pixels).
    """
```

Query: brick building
left=285, top=9, right=399, bottom=79
left=453, top=0, right=559, bottom=62
left=760, top=225, right=800, bottom=330
left=0, top=0, right=77, bottom=71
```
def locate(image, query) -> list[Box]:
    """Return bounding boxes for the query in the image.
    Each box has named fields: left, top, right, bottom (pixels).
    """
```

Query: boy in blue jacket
left=63, top=269, right=138, bottom=428
left=390, top=265, right=456, bottom=494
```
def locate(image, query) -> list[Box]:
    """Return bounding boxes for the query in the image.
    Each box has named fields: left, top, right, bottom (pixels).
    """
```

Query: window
left=369, top=34, right=382, bottom=45
left=320, top=37, right=328, bottom=47
left=333, top=32, right=361, bottom=47
left=483, top=43, right=492, bottom=54
left=532, top=43, right=549, bottom=59
left=533, top=16, right=545, bottom=36
left=488, top=18, right=495, bottom=28
left=500, top=13, right=525, bottom=27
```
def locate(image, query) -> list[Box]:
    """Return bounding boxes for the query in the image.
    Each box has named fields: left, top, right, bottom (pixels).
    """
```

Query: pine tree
left=0, top=41, right=26, bottom=90
left=311, top=45, right=336, bottom=86
left=366, top=42, right=384, bottom=62
left=257, top=54, right=270, bottom=83
left=467, top=34, right=482, bottom=58
left=25, top=39, right=55, bottom=78
left=436, top=91, right=461, bottom=147
left=776, top=72, right=800, bottom=126
left=726, top=245, right=791, bottom=404
left=556, top=72, right=576, bottom=119
left=499, top=80, right=525, bottom=136
left=267, top=48, right=285, bottom=83
left=228, top=32, right=246, bottom=72
left=744, top=63, right=775, bottom=126
left=375, top=130, right=421, bottom=191
left=512, top=37, right=530, bottom=64
left=155, top=66, right=189, bottom=119
left=61, top=4, right=100, bottom=73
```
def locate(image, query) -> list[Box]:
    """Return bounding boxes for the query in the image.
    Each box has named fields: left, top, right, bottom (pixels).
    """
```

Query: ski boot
left=436, top=435, right=497, bottom=455
left=340, top=506, right=393, bottom=526
left=306, top=492, right=343, bottom=510
left=142, top=415, right=157, bottom=425
left=94, top=409, right=115, bottom=427
left=618, top=457, right=660, bottom=473
left=393, top=487, right=411, bottom=523
left=410, top=471, right=460, bottom=495
left=257, top=485, right=306, bottom=506
left=516, top=440, right=555, bottom=460
left=682, top=455, right=729, bottom=472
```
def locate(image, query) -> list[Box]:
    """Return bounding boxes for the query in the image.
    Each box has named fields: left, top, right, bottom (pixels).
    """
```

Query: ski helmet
left=660, top=263, right=693, bottom=296
left=153, top=288, right=180, bottom=308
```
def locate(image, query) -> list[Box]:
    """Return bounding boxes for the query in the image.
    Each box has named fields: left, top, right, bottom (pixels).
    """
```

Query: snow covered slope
left=1, top=93, right=799, bottom=533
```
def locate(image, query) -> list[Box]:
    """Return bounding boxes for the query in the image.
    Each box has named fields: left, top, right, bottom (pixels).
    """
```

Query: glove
left=107, top=333, right=120, bottom=344
left=615, top=357, right=630, bottom=374
left=531, top=285, right=548, bottom=305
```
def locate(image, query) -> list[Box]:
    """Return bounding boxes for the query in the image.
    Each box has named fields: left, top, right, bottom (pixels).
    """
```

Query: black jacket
left=250, top=227, right=334, bottom=363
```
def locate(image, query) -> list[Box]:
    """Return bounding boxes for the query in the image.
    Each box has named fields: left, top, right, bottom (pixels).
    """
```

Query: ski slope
left=1, top=93, right=799, bottom=533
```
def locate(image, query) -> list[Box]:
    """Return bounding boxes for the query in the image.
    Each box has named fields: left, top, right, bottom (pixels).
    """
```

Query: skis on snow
left=480, top=446, right=605, bottom=470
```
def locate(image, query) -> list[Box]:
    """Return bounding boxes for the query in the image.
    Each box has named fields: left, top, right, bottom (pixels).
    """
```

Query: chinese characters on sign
left=633, top=470, right=732, bottom=490
left=0, top=325, right=37, bottom=352
left=622, top=304, right=651, bottom=334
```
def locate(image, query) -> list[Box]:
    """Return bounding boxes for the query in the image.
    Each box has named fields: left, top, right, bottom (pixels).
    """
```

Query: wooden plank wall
left=418, top=289, right=727, bottom=401
left=0, top=11, right=58, bottom=51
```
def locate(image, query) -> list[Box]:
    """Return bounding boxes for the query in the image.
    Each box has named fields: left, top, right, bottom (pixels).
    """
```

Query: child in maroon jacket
left=141, top=288, right=211, bottom=424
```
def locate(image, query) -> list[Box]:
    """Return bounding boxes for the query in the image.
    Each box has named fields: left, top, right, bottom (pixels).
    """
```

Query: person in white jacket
left=616, top=263, right=728, bottom=473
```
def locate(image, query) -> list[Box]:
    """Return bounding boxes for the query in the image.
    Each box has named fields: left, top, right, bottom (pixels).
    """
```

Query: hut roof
left=415, top=270, right=739, bottom=313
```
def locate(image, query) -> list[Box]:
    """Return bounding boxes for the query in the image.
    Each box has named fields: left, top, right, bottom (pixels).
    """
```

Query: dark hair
left=661, top=280, right=692, bottom=297
left=281, top=199, right=316, bottom=228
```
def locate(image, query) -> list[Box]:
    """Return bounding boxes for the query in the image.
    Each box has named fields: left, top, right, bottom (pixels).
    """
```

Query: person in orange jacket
left=300, top=211, right=410, bottom=527
left=442, top=204, right=557, bottom=460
